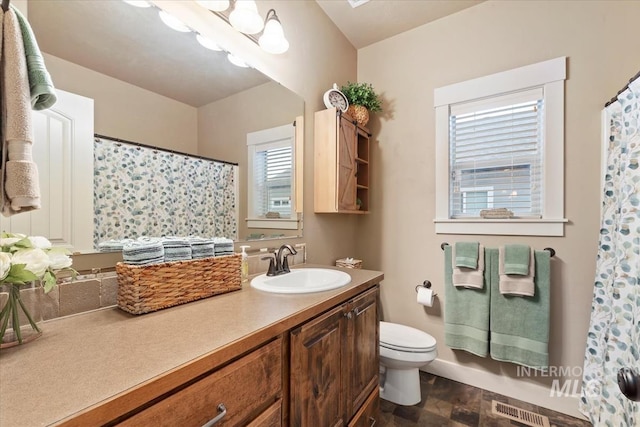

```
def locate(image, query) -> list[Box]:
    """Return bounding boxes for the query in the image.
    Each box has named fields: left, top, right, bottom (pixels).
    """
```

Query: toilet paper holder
left=415, top=280, right=437, bottom=297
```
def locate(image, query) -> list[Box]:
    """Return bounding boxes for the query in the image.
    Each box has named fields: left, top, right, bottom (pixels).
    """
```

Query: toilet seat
left=380, top=321, right=436, bottom=353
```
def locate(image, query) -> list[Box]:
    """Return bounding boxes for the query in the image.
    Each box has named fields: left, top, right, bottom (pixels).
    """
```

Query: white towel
left=1, top=9, right=41, bottom=216
left=498, top=247, right=535, bottom=297
left=451, top=244, right=485, bottom=289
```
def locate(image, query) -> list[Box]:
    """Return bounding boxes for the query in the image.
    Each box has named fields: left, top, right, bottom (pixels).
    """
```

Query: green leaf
left=5, top=264, right=39, bottom=284
left=43, top=271, right=57, bottom=293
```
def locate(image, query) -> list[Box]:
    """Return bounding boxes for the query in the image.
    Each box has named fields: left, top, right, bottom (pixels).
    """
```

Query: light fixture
left=258, top=9, right=289, bottom=54
left=196, top=34, right=222, bottom=51
left=229, top=0, right=264, bottom=35
left=195, top=0, right=230, bottom=12
left=227, top=53, right=248, bottom=68
left=122, top=0, right=151, bottom=7
left=158, top=10, right=190, bottom=32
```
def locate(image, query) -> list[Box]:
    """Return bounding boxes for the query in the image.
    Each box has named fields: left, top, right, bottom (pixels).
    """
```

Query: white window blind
left=253, top=144, right=292, bottom=218
left=449, top=88, right=544, bottom=218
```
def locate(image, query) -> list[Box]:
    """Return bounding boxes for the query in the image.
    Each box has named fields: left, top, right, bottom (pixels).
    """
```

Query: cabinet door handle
left=353, top=305, right=372, bottom=317
left=369, top=416, right=377, bottom=426
left=344, top=311, right=353, bottom=319
left=202, top=403, right=227, bottom=427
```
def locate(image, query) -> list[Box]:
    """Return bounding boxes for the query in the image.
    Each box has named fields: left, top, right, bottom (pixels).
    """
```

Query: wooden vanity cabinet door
left=290, top=304, right=348, bottom=427
left=345, top=287, right=379, bottom=420
left=347, top=388, right=379, bottom=427
left=118, top=338, right=282, bottom=427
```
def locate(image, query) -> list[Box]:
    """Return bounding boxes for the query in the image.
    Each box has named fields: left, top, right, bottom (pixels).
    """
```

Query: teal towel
left=503, top=244, right=530, bottom=275
left=490, top=249, right=550, bottom=368
left=12, top=6, right=57, bottom=110
left=454, top=241, right=479, bottom=268
left=444, top=245, right=491, bottom=357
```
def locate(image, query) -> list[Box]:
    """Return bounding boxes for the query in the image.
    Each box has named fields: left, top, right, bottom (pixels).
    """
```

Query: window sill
left=246, top=218, right=299, bottom=230
left=434, top=218, right=568, bottom=236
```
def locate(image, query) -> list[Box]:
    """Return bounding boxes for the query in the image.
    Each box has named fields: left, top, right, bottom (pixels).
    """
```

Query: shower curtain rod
left=94, top=133, right=238, bottom=166
left=440, top=242, right=556, bottom=258
left=604, top=69, right=640, bottom=108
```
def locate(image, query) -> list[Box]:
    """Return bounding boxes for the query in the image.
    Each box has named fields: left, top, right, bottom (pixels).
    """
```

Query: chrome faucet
left=262, top=244, right=298, bottom=276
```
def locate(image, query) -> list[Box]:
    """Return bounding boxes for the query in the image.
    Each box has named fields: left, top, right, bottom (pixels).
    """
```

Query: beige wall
left=43, top=54, right=198, bottom=153
left=198, top=81, right=304, bottom=241
left=357, top=0, right=640, bottom=416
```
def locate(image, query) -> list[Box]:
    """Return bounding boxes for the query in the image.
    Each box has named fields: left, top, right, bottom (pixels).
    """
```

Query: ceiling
left=315, top=0, right=484, bottom=49
left=28, top=1, right=482, bottom=108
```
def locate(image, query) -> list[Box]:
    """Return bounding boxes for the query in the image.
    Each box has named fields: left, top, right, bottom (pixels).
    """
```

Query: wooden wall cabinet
left=314, top=108, right=371, bottom=213
left=290, top=287, right=379, bottom=426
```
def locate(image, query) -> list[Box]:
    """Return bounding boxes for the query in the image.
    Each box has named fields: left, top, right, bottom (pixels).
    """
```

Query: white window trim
left=246, top=123, right=298, bottom=230
left=434, top=56, right=567, bottom=236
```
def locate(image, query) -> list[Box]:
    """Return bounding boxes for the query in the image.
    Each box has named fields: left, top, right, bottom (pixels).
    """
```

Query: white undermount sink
left=250, top=268, right=352, bottom=294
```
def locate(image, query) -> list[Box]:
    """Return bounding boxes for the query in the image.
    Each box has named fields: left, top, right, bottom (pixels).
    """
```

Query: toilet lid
left=380, top=321, right=436, bottom=352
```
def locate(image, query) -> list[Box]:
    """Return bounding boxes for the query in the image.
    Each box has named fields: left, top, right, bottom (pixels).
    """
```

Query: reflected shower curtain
left=580, top=79, right=640, bottom=425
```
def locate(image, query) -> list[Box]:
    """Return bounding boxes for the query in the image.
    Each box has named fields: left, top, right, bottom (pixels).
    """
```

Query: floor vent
left=491, top=400, right=551, bottom=427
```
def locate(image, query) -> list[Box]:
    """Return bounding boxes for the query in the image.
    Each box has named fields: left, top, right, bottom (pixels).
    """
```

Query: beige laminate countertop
left=0, top=265, right=383, bottom=427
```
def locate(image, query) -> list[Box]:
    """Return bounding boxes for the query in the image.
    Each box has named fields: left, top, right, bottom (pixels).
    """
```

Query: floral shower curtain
left=580, top=79, right=640, bottom=425
left=93, top=137, right=238, bottom=247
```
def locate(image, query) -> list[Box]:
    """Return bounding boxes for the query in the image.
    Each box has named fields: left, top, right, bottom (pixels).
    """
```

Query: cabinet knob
left=202, top=403, right=227, bottom=427
left=344, top=311, right=353, bottom=319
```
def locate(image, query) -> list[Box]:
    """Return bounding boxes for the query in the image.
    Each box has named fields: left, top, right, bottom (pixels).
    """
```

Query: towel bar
left=440, top=242, right=556, bottom=258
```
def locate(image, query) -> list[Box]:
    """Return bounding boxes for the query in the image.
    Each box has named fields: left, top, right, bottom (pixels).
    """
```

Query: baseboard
left=422, top=358, right=585, bottom=420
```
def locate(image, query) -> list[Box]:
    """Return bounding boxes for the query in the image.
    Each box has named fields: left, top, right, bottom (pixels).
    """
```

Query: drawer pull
left=202, top=403, right=227, bottom=427
left=354, top=304, right=372, bottom=316
left=369, top=416, right=377, bottom=426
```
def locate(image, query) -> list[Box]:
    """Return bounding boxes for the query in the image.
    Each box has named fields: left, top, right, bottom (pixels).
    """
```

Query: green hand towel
left=12, top=6, right=57, bottom=110
left=503, top=244, right=530, bottom=275
left=444, top=245, right=491, bottom=357
left=490, top=249, right=550, bottom=368
left=454, top=241, right=479, bottom=269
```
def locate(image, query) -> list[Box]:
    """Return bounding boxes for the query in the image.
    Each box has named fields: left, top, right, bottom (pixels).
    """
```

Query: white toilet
left=379, top=321, right=437, bottom=406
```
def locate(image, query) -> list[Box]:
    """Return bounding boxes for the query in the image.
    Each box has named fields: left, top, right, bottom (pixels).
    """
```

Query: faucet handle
left=261, top=256, right=277, bottom=276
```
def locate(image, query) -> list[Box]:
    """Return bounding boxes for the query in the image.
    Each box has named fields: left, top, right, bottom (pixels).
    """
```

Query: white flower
left=0, top=237, right=21, bottom=247
left=28, top=236, right=52, bottom=249
left=11, top=248, right=51, bottom=278
left=0, top=252, right=11, bottom=280
left=48, top=250, right=73, bottom=270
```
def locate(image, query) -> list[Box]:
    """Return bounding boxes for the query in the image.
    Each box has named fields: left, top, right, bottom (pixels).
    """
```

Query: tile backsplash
left=0, top=244, right=306, bottom=321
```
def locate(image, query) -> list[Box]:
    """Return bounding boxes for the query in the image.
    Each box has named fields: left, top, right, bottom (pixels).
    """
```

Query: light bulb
left=227, top=53, right=248, bottom=68
left=229, top=0, right=263, bottom=34
left=259, top=12, right=289, bottom=54
left=196, top=34, right=222, bottom=51
left=195, top=1, right=230, bottom=12
left=123, top=0, right=151, bottom=7
left=158, top=10, right=190, bottom=33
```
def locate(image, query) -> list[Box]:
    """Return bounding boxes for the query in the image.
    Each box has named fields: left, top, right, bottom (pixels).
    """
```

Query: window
left=434, top=57, right=567, bottom=236
left=247, top=123, right=298, bottom=230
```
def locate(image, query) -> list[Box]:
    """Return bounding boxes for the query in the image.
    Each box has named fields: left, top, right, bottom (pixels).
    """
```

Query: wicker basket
left=336, top=258, right=363, bottom=269
left=116, top=254, right=241, bottom=315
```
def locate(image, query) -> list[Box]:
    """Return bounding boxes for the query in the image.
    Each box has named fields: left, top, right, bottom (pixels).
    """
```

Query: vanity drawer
left=348, top=388, right=379, bottom=427
left=119, top=338, right=282, bottom=427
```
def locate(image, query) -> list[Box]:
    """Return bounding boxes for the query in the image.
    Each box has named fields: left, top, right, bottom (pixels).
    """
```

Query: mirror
left=27, top=0, right=304, bottom=248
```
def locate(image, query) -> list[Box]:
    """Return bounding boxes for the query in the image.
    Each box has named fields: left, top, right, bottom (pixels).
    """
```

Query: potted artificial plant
left=340, top=81, right=382, bottom=127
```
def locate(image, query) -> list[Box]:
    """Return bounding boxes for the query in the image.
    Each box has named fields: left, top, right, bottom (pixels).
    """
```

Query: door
left=345, top=287, right=379, bottom=419
left=337, top=116, right=357, bottom=211
left=0, top=89, right=94, bottom=253
left=290, top=304, right=347, bottom=427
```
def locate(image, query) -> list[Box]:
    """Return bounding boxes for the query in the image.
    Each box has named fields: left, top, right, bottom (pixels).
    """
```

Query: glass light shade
left=196, top=34, right=222, bottom=51
left=259, top=17, right=289, bottom=54
left=158, top=11, right=190, bottom=33
left=227, top=53, right=248, bottom=68
left=195, top=1, right=230, bottom=11
left=122, top=0, right=151, bottom=7
left=229, top=0, right=264, bottom=34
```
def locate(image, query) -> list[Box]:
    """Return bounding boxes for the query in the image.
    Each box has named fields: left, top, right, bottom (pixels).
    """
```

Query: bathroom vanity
left=0, top=266, right=382, bottom=427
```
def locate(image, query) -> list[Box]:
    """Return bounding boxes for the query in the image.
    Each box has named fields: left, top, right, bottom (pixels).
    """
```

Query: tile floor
left=379, top=372, right=592, bottom=426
